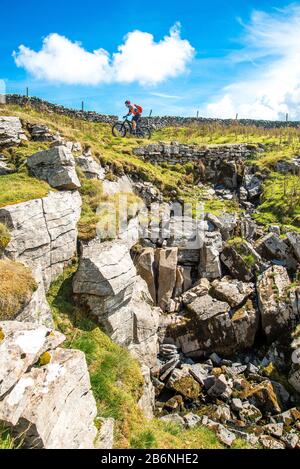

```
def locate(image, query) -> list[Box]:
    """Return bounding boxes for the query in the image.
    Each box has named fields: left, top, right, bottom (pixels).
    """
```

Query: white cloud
left=150, top=92, right=181, bottom=99
left=13, top=34, right=111, bottom=85
left=13, top=24, right=195, bottom=86
left=112, top=23, right=194, bottom=85
left=205, top=5, right=300, bottom=120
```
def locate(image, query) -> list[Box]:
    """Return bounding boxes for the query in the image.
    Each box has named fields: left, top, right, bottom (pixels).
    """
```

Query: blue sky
left=1, top=0, right=300, bottom=118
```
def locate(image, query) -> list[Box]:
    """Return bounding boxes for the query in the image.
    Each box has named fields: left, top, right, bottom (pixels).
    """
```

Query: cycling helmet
left=125, top=100, right=131, bottom=105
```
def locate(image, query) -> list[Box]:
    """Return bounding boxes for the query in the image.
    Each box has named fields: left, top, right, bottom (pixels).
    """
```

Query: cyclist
left=123, top=100, right=143, bottom=133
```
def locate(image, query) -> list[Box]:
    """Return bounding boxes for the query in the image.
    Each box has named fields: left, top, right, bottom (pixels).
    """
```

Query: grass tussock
left=0, top=423, right=15, bottom=449
left=0, top=259, right=37, bottom=320
left=0, top=222, right=11, bottom=248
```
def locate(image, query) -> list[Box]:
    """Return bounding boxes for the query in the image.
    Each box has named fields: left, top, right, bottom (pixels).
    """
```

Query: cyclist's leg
left=132, top=114, right=141, bottom=132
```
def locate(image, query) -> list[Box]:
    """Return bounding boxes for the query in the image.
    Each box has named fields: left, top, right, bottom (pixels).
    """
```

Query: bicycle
left=112, top=117, right=151, bottom=139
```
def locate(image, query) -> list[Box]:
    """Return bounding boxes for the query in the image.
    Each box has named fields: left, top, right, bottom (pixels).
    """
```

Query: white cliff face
left=0, top=321, right=98, bottom=449
left=73, top=239, right=160, bottom=369
left=0, top=190, right=82, bottom=289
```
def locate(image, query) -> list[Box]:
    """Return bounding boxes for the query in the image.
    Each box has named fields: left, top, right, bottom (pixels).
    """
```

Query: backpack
left=134, top=104, right=143, bottom=114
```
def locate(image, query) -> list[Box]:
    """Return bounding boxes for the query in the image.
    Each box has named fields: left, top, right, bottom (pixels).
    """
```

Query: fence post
left=196, top=110, right=199, bottom=118
left=26, top=87, right=29, bottom=97
left=235, top=113, right=238, bottom=120
left=149, top=109, right=152, bottom=117
left=286, top=113, right=289, bottom=122
left=81, top=101, right=84, bottom=112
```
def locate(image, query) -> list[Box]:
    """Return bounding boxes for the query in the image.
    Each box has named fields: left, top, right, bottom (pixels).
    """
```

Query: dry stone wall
left=4, top=95, right=300, bottom=129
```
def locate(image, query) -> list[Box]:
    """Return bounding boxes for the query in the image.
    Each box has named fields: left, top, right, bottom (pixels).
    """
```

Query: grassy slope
left=47, top=265, right=250, bottom=449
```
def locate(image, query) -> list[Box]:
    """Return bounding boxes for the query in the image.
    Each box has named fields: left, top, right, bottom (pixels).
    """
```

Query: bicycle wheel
left=137, top=126, right=151, bottom=139
left=112, top=122, right=127, bottom=137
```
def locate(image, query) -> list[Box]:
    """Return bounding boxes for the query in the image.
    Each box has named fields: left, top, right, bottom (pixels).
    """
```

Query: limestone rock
left=287, top=231, right=300, bottom=262
left=0, top=116, right=27, bottom=147
left=206, top=212, right=238, bottom=241
left=136, top=247, right=156, bottom=303
left=243, top=172, right=263, bottom=200
left=199, top=232, right=222, bottom=280
left=76, top=155, right=105, bottom=180
left=102, top=175, right=134, bottom=195
left=257, top=265, right=298, bottom=342
left=16, top=268, right=53, bottom=328
left=255, top=232, right=297, bottom=269
left=259, top=435, right=285, bottom=450
left=221, top=240, right=263, bottom=281
left=27, top=123, right=57, bottom=142
left=27, top=145, right=81, bottom=190
left=0, top=190, right=82, bottom=289
left=167, top=368, right=201, bottom=399
left=138, top=365, right=155, bottom=419
left=210, top=277, right=254, bottom=307
left=0, top=347, right=97, bottom=448
left=0, top=155, right=14, bottom=175
left=172, top=295, right=258, bottom=357
left=73, top=240, right=159, bottom=367
left=181, top=278, right=210, bottom=305
left=242, top=380, right=281, bottom=414
left=156, top=247, right=178, bottom=311
left=159, top=414, right=185, bottom=427
left=239, top=403, right=262, bottom=423
left=0, top=321, right=64, bottom=398
left=95, top=418, right=115, bottom=449
left=183, top=413, right=202, bottom=428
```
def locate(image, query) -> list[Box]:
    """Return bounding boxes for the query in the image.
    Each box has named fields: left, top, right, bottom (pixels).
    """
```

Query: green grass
left=253, top=172, right=300, bottom=230
left=1, top=140, right=51, bottom=170
left=0, top=171, right=50, bottom=207
left=0, top=424, right=15, bottom=449
left=152, top=123, right=300, bottom=147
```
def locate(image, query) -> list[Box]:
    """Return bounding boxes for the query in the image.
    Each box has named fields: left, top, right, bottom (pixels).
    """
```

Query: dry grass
left=0, top=259, right=37, bottom=319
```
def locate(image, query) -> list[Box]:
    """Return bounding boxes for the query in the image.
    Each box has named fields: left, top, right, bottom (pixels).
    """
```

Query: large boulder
left=156, top=247, right=178, bottom=311
left=210, top=277, right=254, bottom=308
left=0, top=322, right=98, bottom=449
left=0, top=155, right=14, bottom=175
left=76, top=155, right=105, bottom=180
left=0, top=190, right=82, bottom=289
left=73, top=240, right=160, bottom=367
left=0, top=321, right=64, bottom=398
left=199, top=231, right=222, bottom=280
left=221, top=239, right=264, bottom=281
left=169, top=294, right=259, bottom=357
left=0, top=116, right=27, bottom=147
left=242, top=171, right=263, bottom=200
left=27, top=145, right=81, bottom=190
left=257, top=265, right=299, bottom=342
left=206, top=212, right=238, bottom=241
left=255, top=233, right=297, bottom=270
